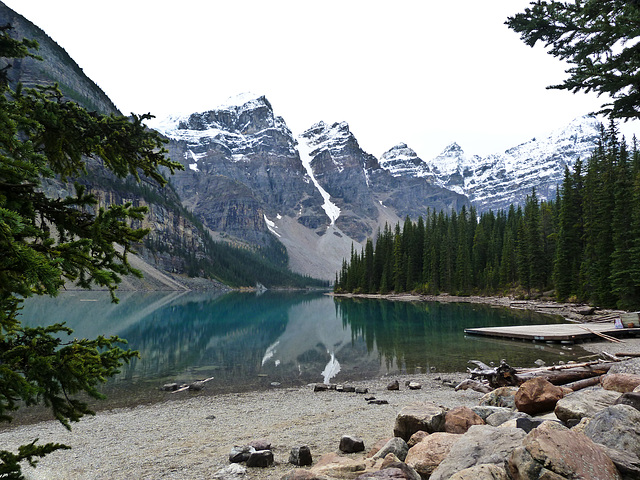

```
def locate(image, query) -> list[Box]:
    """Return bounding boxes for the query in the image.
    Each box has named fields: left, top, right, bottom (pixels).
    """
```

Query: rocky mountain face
left=413, top=116, right=601, bottom=212
left=156, top=96, right=468, bottom=280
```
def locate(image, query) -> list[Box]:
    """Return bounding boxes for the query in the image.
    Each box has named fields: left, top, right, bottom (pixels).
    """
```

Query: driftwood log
left=464, top=355, right=625, bottom=390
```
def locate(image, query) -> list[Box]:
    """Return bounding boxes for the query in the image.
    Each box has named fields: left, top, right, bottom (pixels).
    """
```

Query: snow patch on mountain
left=297, top=133, right=341, bottom=225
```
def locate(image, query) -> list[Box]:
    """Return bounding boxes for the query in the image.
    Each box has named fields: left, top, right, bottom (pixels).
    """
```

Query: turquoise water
left=18, top=291, right=586, bottom=405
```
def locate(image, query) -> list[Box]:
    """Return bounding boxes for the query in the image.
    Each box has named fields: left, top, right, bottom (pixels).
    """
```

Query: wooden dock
left=464, top=323, right=637, bottom=344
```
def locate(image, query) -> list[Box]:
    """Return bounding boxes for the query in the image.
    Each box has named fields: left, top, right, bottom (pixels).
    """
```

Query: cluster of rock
left=282, top=360, right=640, bottom=479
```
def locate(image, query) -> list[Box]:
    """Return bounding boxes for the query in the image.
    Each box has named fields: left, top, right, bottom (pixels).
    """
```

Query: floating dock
left=464, top=323, right=637, bottom=344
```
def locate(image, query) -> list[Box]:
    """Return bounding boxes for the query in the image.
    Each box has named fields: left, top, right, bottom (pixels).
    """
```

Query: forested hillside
left=336, top=123, right=640, bottom=310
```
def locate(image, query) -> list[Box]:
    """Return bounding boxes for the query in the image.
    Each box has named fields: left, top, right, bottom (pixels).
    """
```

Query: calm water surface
left=19, top=291, right=587, bottom=407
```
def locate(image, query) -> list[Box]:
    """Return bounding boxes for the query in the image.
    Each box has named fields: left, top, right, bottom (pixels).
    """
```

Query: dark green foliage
left=336, top=124, right=640, bottom=309
left=507, top=1, right=640, bottom=121
left=0, top=25, right=182, bottom=478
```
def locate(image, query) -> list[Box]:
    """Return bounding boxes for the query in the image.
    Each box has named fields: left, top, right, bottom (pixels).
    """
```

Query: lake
left=18, top=290, right=587, bottom=407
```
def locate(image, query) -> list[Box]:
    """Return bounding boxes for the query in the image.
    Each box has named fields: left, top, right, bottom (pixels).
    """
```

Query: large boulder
left=478, top=387, right=518, bottom=409
left=584, top=404, right=640, bottom=470
left=448, top=464, right=510, bottom=480
left=601, top=373, right=640, bottom=393
left=608, top=358, right=640, bottom=375
left=404, top=432, right=460, bottom=478
left=508, top=421, right=620, bottom=479
left=444, top=406, right=484, bottom=434
left=310, top=453, right=368, bottom=479
left=430, top=425, right=526, bottom=480
left=393, top=403, right=447, bottom=441
left=515, top=377, right=565, bottom=415
left=554, top=387, right=621, bottom=423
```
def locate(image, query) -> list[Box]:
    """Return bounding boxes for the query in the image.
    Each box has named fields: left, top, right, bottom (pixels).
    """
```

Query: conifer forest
left=335, top=123, right=640, bottom=311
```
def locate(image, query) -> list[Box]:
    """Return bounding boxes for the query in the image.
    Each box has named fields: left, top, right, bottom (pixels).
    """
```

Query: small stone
left=161, top=383, right=179, bottom=391
left=314, top=383, right=329, bottom=392
left=212, top=463, right=247, bottom=479
left=408, top=382, right=422, bottom=390
left=246, top=449, right=274, bottom=468
left=229, top=445, right=255, bottom=463
left=248, top=439, right=271, bottom=451
left=365, top=396, right=376, bottom=401
left=387, top=380, right=400, bottom=391
left=340, top=435, right=365, bottom=453
left=369, top=399, right=389, bottom=405
left=270, top=382, right=281, bottom=387
left=289, top=445, right=313, bottom=466
left=343, top=385, right=356, bottom=393
left=355, top=387, right=369, bottom=394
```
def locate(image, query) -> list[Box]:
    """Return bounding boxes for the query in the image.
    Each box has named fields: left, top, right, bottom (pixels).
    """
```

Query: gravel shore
left=1, top=373, right=482, bottom=480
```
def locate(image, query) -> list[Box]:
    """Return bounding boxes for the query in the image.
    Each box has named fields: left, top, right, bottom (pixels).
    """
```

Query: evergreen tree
left=507, top=1, right=640, bottom=121
left=610, top=140, right=638, bottom=309
left=0, top=26, right=183, bottom=478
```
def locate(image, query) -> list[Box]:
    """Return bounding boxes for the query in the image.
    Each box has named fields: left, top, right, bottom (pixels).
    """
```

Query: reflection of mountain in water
left=336, top=298, right=579, bottom=372
left=20, top=291, right=328, bottom=389
left=20, top=293, right=587, bottom=400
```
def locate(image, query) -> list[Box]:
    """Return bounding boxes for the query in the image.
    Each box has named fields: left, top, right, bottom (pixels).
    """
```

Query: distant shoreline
left=329, top=292, right=626, bottom=323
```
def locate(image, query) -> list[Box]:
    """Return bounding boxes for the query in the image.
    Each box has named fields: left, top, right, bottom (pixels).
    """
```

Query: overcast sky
left=5, top=0, right=636, bottom=160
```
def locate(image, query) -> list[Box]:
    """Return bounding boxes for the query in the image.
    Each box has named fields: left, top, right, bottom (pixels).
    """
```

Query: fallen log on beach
left=466, top=356, right=623, bottom=389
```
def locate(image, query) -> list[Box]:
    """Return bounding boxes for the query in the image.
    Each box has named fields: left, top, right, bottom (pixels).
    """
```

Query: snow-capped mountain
left=152, top=94, right=601, bottom=279
left=157, top=94, right=466, bottom=280
left=419, top=116, right=601, bottom=212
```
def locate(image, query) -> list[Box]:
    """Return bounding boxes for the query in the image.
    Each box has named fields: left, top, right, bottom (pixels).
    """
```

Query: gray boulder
left=508, top=421, right=620, bottom=479
left=340, top=435, right=365, bottom=453
left=583, top=404, right=640, bottom=478
left=393, top=403, right=447, bottom=440
left=554, top=387, right=621, bottom=423
left=471, top=406, right=513, bottom=421
left=478, top=387, right=518, bottom=409
left=289, top=445, right=313, bottom=466
left=585, top=404, right=640, bottom=457
left=485, top=410, right=530, bottom=427
left=609, top=358, right=640, bottom=375
left=430, top=425, right=525, bottom=480
left=372, top=437, right=409, bottom=462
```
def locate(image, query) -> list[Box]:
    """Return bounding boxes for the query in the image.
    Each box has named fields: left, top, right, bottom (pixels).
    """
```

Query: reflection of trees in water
left=112, top=292, right=323, bottom=383
left=336, top=299, right=578, bottom=373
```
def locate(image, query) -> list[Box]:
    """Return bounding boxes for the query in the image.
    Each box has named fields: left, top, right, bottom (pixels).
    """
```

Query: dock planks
left=464, top=323, right=635, bottom=343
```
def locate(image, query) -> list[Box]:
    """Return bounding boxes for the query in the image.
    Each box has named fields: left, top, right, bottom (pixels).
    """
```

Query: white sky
left=5, top=0, right=638, bottom=160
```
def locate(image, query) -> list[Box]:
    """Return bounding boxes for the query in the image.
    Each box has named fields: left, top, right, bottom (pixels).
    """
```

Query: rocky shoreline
left=1, top=338, right=638, bottom=479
